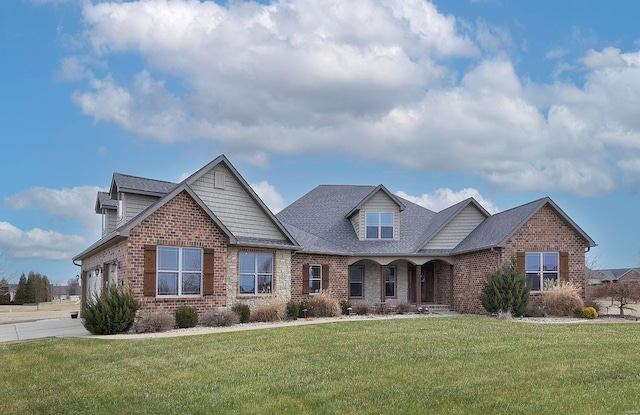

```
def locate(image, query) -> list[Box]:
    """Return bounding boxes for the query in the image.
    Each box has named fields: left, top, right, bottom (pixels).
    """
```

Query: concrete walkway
left=0, top=318, right=91, bottom=343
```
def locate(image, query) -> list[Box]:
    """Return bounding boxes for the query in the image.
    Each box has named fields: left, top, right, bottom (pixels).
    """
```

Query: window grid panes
left=366, top=212, right=394, bottom=240
left=309, top=265, right=322, bottom=294
left=349, top=266, right=363, bottom=298
left=239, top=252, right=273, bottom=295
left=157, top=247, right=202, bottom=296
left=525, top=252, right=558, bottom=292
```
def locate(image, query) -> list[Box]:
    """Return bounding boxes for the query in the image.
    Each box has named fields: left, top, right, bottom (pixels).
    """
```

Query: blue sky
left=1, top=0, right=639, bottom=285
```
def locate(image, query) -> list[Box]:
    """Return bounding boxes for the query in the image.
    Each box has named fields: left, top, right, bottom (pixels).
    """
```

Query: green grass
left=2, top=316, right=640, bottom=414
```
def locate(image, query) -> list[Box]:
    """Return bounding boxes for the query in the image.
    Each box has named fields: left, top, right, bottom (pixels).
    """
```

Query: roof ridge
left=114, top=172, right=177, bottom=184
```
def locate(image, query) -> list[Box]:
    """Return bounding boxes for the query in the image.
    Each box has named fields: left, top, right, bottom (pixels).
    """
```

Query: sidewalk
left=0, top=318, right=91, bottom=343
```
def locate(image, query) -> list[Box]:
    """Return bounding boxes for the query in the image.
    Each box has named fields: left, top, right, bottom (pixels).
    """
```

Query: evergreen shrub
left=479, top=256, right=530, bottom=316
left=232, top=303, right=251, bottom=323
left=575, top=306, right=598, bottom=319
left=83, top=285, right=139, bottom=335
left=175, top=305, right=198, bottom=328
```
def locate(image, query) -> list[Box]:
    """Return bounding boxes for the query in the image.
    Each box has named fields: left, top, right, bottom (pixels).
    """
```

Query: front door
left=422, top=262, right=435, bottom=303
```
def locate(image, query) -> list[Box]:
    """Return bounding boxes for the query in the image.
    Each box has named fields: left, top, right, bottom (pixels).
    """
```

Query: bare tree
left=592, top=281, right=640, bottom=316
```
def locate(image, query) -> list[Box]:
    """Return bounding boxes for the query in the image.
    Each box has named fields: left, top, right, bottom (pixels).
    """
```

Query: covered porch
left=347, top=256, right=453, bottom=310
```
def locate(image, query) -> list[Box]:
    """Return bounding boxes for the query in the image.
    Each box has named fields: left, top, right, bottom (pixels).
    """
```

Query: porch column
left=380, top=267, right=385, bottom=302
left=416, top=266, right=421, bottom=306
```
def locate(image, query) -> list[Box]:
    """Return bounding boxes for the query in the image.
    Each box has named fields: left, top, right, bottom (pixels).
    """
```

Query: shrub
left=298, top=299, right=312, bottom=318
left=251, top=302, right=286, bottom=322
left=575, top=306, right=598, bottom=319
left=374, top=302, right=391, bottom=315
left=479, top=256, right=530, bottom=316
left=351, top=304, right=370, bottom=315
left=543, top=280, right=584, bottom=317
left=232, top=303, right=251, bottom=323
left=339, top=300, right=352, bottom=315
left=308, top=291, right=341, bottom=317
left=201, top=310, right=240, bottom=327
left=395, top=303, right=414, bottom=315
left=135, top=312, right=175, bottom=333
left=82, top=285, right=139, bottom=335
left=583, top=298, right=601, bottom=313
left=523, top=304, right=545, bottom=318
left=286, top=301, right=299, bottom=320
left=175, top=305, right=198, bottom=328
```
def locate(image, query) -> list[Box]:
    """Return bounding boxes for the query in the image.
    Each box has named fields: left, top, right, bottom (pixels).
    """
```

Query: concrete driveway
left=0, top=318, right=91, bottom=343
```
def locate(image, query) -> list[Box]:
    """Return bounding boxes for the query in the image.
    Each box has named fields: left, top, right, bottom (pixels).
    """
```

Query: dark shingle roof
left=277, top=185, right=436, bottom=254
left=111, top=173, right=177, bottom=197
left=95, top=191, right=118, bottom=213
left=277, top=188, right=596, bottom=257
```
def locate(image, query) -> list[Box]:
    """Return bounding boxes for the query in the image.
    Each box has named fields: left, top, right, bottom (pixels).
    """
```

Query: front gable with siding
left=73, top=155, right=300, bottom=317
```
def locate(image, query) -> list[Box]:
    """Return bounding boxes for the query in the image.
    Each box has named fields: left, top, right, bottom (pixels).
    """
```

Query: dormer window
left=366, top=212, right=394, bottom=239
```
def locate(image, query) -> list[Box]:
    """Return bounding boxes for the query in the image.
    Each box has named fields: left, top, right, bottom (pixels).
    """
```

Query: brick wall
left=452, top=203, right=589, bottom=314
left=82, top=191, right=229, bottom=318
left=452, top=249, right=500, bottom=314
left=290, top=253, right=348, bottom=301
left=502, top=204, right=588, bottom=307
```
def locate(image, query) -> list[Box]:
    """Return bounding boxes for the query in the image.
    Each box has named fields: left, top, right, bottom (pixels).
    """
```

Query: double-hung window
left=525, top=252, right=558, bottom=292
left=349, top=266, right=364, bottom=298
left=308, top=265, right=322, bottom=294
left=366, top=212, right=394, bottom=239
left=239, top=252, right=273, bottom=295
left=384, top=266, right=396, bottom=297
left=157, top=246, right=202, bottom=296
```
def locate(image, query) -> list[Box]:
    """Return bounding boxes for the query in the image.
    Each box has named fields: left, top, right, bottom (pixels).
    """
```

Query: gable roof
left=278, top=189, right=596, bottom=258
left=109, top=173, right=177, bottom=198
left=94, top=191, right=118, bottom=214
left=75, top=155, right=300, bottom=262
left=277, top=185, right=435, bottom=255
left=416, top=198, right=490, bottom=250
left=344, top=184, right=406, bottom=219
left=451, top=197, right=596, bottom=254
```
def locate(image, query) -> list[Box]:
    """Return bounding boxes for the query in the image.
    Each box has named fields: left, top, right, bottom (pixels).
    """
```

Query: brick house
left=73, top=155, right=596, bottom=316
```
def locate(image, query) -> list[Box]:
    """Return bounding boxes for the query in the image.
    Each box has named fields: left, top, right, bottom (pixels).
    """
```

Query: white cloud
left=250, top=181, right=285, bottom=214
left=58, top=0, right=640, bottom=197
left=579, top=47, right=627, bottom=69
left=0, top=222, right=85, bottom=261
left=4, top=186, right=103, bottom=236
left=396, top=188, right=499, bottom=214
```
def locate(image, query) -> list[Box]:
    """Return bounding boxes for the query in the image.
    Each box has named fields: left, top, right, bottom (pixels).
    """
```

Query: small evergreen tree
left=83, top=285, right=140, bottom=335
left=14, top=274, right=29, bottom=305
left=0, top=278, right=10, bottom=305
left=480, top=256, right=530, bottom=316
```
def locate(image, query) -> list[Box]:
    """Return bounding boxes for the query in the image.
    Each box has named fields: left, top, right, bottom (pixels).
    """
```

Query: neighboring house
left=587, top=268, right=640, bottom=285
left=73, top=155, right=596, bottom=316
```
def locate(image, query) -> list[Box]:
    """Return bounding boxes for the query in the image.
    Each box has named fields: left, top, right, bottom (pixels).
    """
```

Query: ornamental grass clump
left=82, top=285, right=139, bottom=335
left=134, top=312, right=175, bottom=333
left=479, top=256, right=530, bottom=317
left=250, top=302, right=286, bottom=322
left=175, top=305, right=198, bottom=328
left=542, top=280, right=584, bottom=317
left=201, top=310, right=240, bottom=327
left=308, top=291, right=341, bottom=317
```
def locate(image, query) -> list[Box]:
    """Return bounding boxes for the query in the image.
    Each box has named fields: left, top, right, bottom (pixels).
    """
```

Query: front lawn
left=2, top=316, right=639, bottom=414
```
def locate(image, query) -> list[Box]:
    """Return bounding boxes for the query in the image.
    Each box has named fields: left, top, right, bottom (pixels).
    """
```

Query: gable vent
left=214, top=171, right=226, bottom=189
